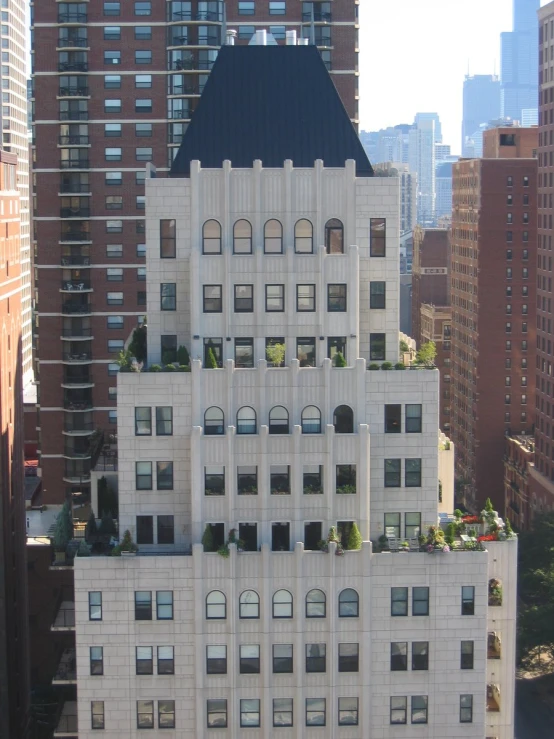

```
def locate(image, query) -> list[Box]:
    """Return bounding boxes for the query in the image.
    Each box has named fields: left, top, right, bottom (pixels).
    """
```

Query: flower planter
left=121, top=551, right=137, bottom=557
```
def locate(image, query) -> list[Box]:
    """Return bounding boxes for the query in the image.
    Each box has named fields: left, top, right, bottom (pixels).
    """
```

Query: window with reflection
left=333, top=405, right=353, bottom=433
left=294, top=219, right=313, bottom=253
left=306, top=589, right=326, bottom=617
left=233, top=219, right=252, bottom=254
left=301, top=405, right=321, bottom=433
left=204, top=407, right=224, bottom=435
left=202, top=219, right=221, bottom=254
left=264, top=219, right=283, bottom=253
left=325, top=218, right=344, bottom=253
left=237, top=406, right=256, bottom=434
left=269, top=406, right=289, bottom=434
left=239, top=590, right=260, bottom=619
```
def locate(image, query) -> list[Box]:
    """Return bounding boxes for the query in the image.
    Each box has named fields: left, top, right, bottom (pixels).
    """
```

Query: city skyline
left=359, top=0, right=545, bottom=150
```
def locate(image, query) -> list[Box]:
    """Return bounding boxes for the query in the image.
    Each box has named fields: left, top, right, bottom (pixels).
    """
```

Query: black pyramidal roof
left=170, top=44, right=373, bottom=177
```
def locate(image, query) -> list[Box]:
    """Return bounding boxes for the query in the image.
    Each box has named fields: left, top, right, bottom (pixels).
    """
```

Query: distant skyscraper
left=462, top=74, right=501, bottom=156
left=436, top=161, right=457, bottom=220
left=409, top=118, right=436, bottom=226
left=414, top=112, right=442, bottom=143
left=500, top=0, right=539, bottom=122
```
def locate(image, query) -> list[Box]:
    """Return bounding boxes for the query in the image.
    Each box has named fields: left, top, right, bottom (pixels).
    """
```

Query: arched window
left=236, top=406, right=256, bottom=435
left=206, top=591, right=226, bottom=619
left=204, top=406, right=224, bottom=435
left=294, top=219, right=313, bottom=254
left=264, top=219, right=283, bottom=254
left=301, top=406, right=321, bottom=434
left=338, top=588, right=359, bottom=617
left=233, top=219, right=252, bottom=254
left=202, top=219, right=221, bottom=254
left=269, top=406, right=289, bottom=435
left=239, top=590, right=260, bottom=619
left=272, top=589, right=293, bottom=618
left=306, top=589, right=326, bottom=618
left=333, top=405, right=353, bottom=434
left=325, top=218, right=344, bottom=254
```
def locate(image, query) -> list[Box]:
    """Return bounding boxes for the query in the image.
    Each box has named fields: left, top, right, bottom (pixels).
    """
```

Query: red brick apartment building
left=451, top=126, right=537, bottom=515
left=31, top=0, right=360, bottom=505
left=411, top=225, right=451, bottom=432
left=0, top=150, right=30, bottom=738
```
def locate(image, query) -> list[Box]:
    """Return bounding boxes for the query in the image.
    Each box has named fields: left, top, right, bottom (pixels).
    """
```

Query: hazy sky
left=358, top=0, right=532, bottom=153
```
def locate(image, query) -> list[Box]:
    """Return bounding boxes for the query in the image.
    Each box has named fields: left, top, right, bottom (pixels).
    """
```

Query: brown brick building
left=32, top=0, right=360, bottom=506
left=504, top=433, right=534, bottom=530
left=411, top=226, right=451, bottom=432
left=451, top=126, right=538, bottom=514
left=0, top=150, right=30, bottom=738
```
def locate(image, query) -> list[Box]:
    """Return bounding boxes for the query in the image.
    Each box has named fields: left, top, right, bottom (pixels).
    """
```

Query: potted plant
left=378, top=534, right=389, bottom=552
left=111, top=529, right=138, bottom=556
left=76, top=539, right=91, bottom=557
left=399, top=540, right=410, bottom=552
left=381, top=361, right=393, bottom=370
left=488, top=578, right=503, bottom=606
left=368, top=363, right=380, bottom=370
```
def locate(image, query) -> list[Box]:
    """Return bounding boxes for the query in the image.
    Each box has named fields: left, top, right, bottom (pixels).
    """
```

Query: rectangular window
left=158, top=701, right=175, bottom=730
left=105, top=147, right=121, bottom=161
left=370, top=218, right=386, bottom=256
left=239, top=644, right=260, bottom=674
left=135, top=122, right=152, bottom=137
left=137, top=701, right=154, bottom=730
left=237, top=466, right=256, bottom=495
left=269, top=0, right=286, bottom=13
left=405, top=458, right=422, bottom=487
left=460, top=694, right=473, bottom=723
left=203, top=285, right=222, bottom=312
left=135, top=591, right=152, bottom=620
left=156, top=461, right=173, bottom=490
left=391, top=587, right=408, bottom=616
left=270, top=464, right=290, bottom=495
left=104, top=50, right=121, bottom=65
left=462, top=586, right=475, bottom=615
left=297, top=337, right=315, bottom=367
left=390, top=696, right=407, bottom=725
left=135, top=98, right=152, bottom=113
left=160, top=283, right=176, bottom=311
left=370, top=333, right=386, bottom=361
left=136, top=515, right=153, bottom=544
left=240, top=699, right=260, bottom=728
left=391, top=642, right=407, bottom=671
left=135, top=1, right=151, bottom=15
left=136, top=461, right=152, bottom=489
left=412, top=587, right=429, bottom=616
left=91, top=701, right=105, bottom=730
left=103, top=2, right=120, bottom=15
left=234, top=284, right=253, bottom=312
left=136, top=146, right=152, bottom=161
left=235, top=338, right=254, bottom=368
left=406, top=404, right=422, bottom=432
left=238, top=1, right=255, bottom=13
left=336, top=464, right=356, bottom=494
left=107, top=315, right=124, bottom=329
left=104, top=74, right=121, bottom=89
left=104, top=99, right=121, bottom=113
left=385, top=458, right=401, bottom=487
left=104, top=26, right=120, bottom=39
left=338, top=697, right=358, bottom=726
left=297, top=284, right=316, bottom=311
left=106, top=267, right=122, bottom=281
left=338, top=643, right=359, bottom=672
left=461, top=640, right=474, bottom=669
left=370, top=281, right=386, bottom=308
left=89, top=592, right=102, bottom=620
left=105, top=171, right=122, bottom=186
left=135, top=407, right=151, bottom=435
left=384, top=512, right=401, bottom=538
left=90, top=646, right=103, bottom=675
left=136, top=646, right=153, bottom=675
left=205, top=466, right=225, bottom=496
left=104, top=122, right=121, bottom=137
left=155, top=407, right=173, bottom=435
left=304, top=465, right=323, bottom=495
left=265, top=284, right=284, bottom=311
left=411, top=696, right=428, bottom=724
left=412, top=642, right=429, bottom=670
left=158, top=646, right=174, bottom=674
left=306, top=698, right=325, bottom=727
left=135, top=26, right=152, bottom=39
left=156, top=515, right=174, bottom=545
left=206, top=645, right=227, bottom=674
left=107, top=339, right=124, bottom=353
left=327, top=284, right=347, bottom=311
left=135, top=52, right=152, bottom=65
left=385, top=404, right=401, bottom=433
left=156, top=591, right=173, bottom=620
left=207, top=699, right=227, bottom=729
left=106, top=220, right=122, bottom=233
left=405, top=512, right=421, bottom=539
left=273, top=643, right=293, bottom=673
left=273, top=698, right=293, bottom=727
left=306, top=643, right=326, bottom=672
left=160, top=219, right=176, bottom=258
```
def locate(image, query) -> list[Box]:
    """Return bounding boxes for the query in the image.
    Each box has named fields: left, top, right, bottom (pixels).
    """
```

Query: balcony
left=93, top=448, right=118, bottom=472
left=61, top=326, right=92, bottom=339
left=60, top=158, right=89, bottom=170
left=61, top=302, right=92, bottom=316
left=60, top=206, right=90, bottom=218
left=58, top=86, right=89, bottom=97
left=53, top=702, right=78, bottom=738
left=62, top=350, right=92, bottom=363
left=57, top=37, right=88, bottom=49
left=60, top=280, right=91, bottom=293
left=59, top=135, right=89, bottom=146
left=60, top=230, right=91, bottom=243
left=302, top=10, right=332, bottom=21
left=63, top=418, right=94, bottom=435
left=60, top=109, right=89, bottom=121
left=60, top=182, right=90, bottom=194
left=61, top=255, right=90, bottom=266
left=52, top=649, right=77, bottom=685
left=64, top=396, right=92, bottom=411
left=58, top=61, right=88, bottom=72
left=51, top=601, right=75, bottom=631
left=61, top=373, right=93, bottom=388
left=58, top=9, right=87, bottom=21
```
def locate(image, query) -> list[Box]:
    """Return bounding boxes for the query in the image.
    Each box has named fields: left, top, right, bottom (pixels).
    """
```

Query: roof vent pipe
left=226, top=29, right=237, bottom=45
left=285, top=30, right=297, bottom=45
left=255, top=29, right=267, bottom=46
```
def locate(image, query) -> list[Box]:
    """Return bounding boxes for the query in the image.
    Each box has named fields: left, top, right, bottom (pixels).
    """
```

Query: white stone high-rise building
left=409, top=118, right=436, bottom=227
left=71, top=41, right=517, bottom=739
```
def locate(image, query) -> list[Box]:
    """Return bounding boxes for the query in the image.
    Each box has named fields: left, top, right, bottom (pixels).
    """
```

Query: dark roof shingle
left=170, top=44, right=373, bottom=176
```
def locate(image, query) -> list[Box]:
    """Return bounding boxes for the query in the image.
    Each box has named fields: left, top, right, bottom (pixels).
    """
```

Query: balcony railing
left=58, top=86, right=89, bottom=97
left=60, top=280, right=92, bottom=292
left=64, top=420, right=94, bottom=433
left=60, top=110, right=89, bottom=121
left=61, top=302, right=92, bottom=315
left=54, top=709, right=78, bottom=736
left=58, top=61, right=88, bottom=72
left=60, top=230, right=91, bottom=242
left=52, top=649, right=77, bottom=684
left=58, top=36, right=88, bottom=48
left=302, top=11, right=332, bottom=21
left=61, top=327, right=92, bottom=338
left=51, top=602, right=75, bottom=630
left=64, top=399, right=92, bottom=411
left=58, top=11, right=87, bottom=21
left=60, top=159, right=89, bottom=169
left=63, top=350, right=92, bottom=362
left=60, top=206, right=90, bottom=218
left=61, top=255, right=90, bottom=266
left=59, top=135, right=89, bottom=145
left=60, top=181, right=90, bottom=194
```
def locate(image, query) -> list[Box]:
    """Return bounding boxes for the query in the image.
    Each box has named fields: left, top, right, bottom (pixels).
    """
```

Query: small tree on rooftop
left=86, top=511, right=97, bottom=539
left=333, top=351, right=347, bottom=368
left=202, top=524, right=214, bottom=552
left=416, top=341, right=436, bottom=366
left=266, top=342, right=286, bottom=367
left=129, top=323, right=147, bottom=363
left=347, top=522, right=362, bottom=550
left=177, top=345, right=190, bottom=366
left=53, top=502, right=72, bottom=552
left=399, top=340, right=409, bottom=353
left=485, top=497, right=494, bottom=513
left=206, top=347, right=218, bottom=369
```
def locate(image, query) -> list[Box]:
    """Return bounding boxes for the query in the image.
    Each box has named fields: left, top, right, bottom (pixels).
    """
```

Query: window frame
left=135, top=407, right=152, bottom=436
left=412, top=586, right=429, bottom=616
left=296, top=284, right=316, bottom=312
left=89, top=591, right=102, bottom=621
left=305, top=588, right=326, bottom=618
left=370, top=280, right=386, bottom=308
left=90, top=646, right=103, bottom=675
left=273, top=643, right=293, bottom=673
left=327, top=283, right=347, bottom=312
left=338, top=588, right=359, bottom=617
left=370, top=217, right=386, bottom=256
left=265, top=283, right=285, bottom=312
left=461, top=586, right=475, bottom=615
